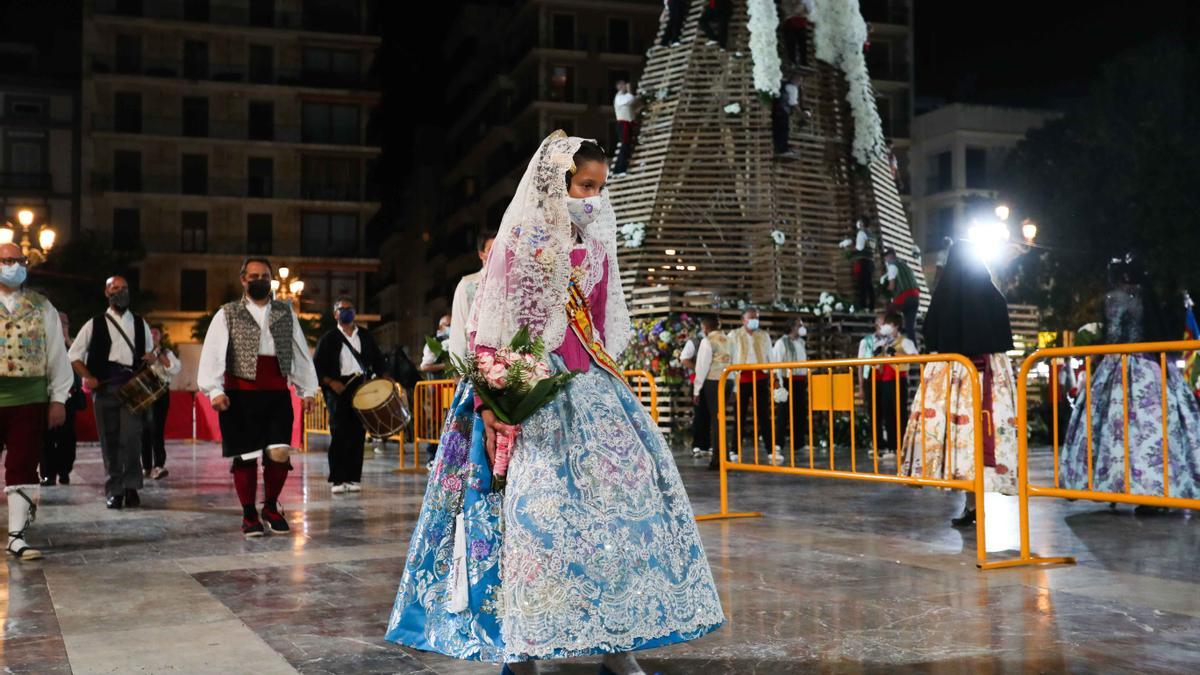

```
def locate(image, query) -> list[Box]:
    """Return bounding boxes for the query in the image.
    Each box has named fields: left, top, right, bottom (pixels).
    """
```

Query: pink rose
left=476, top=352, right=495, bottom=372
left=485, top=363, right=509, bottom=389
left=533, top=362, right=551, bottom=381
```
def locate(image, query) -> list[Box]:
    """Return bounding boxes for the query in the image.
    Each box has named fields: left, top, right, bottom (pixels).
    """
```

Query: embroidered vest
left=732, top=329, right=771, bottom=365
left=0, top=291, right=47, bottom=377
left=222, top=300, right=294, bottom=380
left=705, top=331, right=732, bottom=381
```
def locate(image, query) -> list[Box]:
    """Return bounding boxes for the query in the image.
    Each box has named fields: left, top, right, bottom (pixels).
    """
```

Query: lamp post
left=271, top=265, right=305, bottom=308
left=0, top=208, right=57, bottom=266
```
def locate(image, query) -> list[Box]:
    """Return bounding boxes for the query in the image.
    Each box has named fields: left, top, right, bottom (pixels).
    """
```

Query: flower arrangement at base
left=450, top=327, right=577, bottom=491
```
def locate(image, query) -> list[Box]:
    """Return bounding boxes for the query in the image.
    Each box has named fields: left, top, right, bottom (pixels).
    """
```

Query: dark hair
left=333, top=295, right=355, bottom=309
left=477, top=229, right=498, bottom=252
left=564, top=141, right=607, bottom=189
left=883, top=311, right=903, bottom=327
left=700, top=315, right=719, bottom=331
left=240, top=256, right=272, bottom=276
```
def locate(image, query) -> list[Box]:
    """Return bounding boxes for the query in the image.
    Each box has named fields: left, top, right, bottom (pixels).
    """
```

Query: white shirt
left=614, top=91, right=636, bottom=122
left=421, top=336, right=449, bottom=368
left=679, top=338, right=699, bottom=363
left=337, top=326, right=364, bottom=377
left=449, top=270, right=482, bottom=362
left=196, top=298, right=318, bottom=399
left=855, top=229, right=869, bottom=252
left=886, top=262, right=899, bottom=281
left=0, top=290, right=73, bottom=403
left=693, top=338, right=713, bottom=397
left=784, top=82, right=800, bottom=108
left=68, top=307, right=154, bottom=369
left=772, top=335, right=809, bottom=380
left=158, top=349, right=182, bottom=380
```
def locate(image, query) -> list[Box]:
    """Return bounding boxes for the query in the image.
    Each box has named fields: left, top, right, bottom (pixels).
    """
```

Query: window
left=181, top=154, right=208, bottom=195
left=608, top=18, right=631, bottom=53
left=965, top=147, right=988, bottom=189
left=930, top=206, right=955, bottom=247
left=300, top=271, right=357, bottom=314
left=246, top=213, right=272, bottom=254
left=183, top=0, right=209, bottom=21
left=301, top=47, right=359, bottom=86
left=301, top=212, right=357, bottom=256
left=301, top=156, right=360, bottom=200
left=248, top=101, right=274, bottom=140
left=303, top=0, right=359, bottom=33
left=183, top=40, right=208, bottom=79
left=5, top=96, right=47, bottom=120
left=247, top=157, right=274, bottom=197
left=927, top=150, right=951, bottom=194
left=551, top=14, right=576, bottom=50
left=112, top=208, right=140, bottom=251
left=115, top=34, right=141, bottom=74
left=249, top=0, right=275, bottom=27
left=181, top=211, right=207, bottom=252
left=249, top=45, right=273, bottom=83
left=876, top=96, right=893, bottom=137
left=301, top=103, right=359, bottom=144
left=113, top=150, right=141, bottom=191
left=182, top=96, right=208, bottom=137
left=114, top=92, right=141, bottom=133
left=5, top=131, right=46, bottom=175
left=180, top=269, right=207, bottom=311
left=867, top=41, right=892, bottom=79
left=547, top=65, right=575, bottom=103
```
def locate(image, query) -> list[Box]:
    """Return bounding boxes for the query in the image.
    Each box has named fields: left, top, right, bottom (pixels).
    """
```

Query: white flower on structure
left=770, top=229, right=786, bottom=246
left=849, top=305, right=856, bottom=313
left=620, top=222, right=646, bottom=249
left=723, top=102, right=742, bottom=115
left=659, top=330, right=672, bottom=343
left=839, top=238, right=853, bottom=249
left=747, top=0, right=782, bottom=97
left=819, top=292, right=832, bottom=304
left=655, top=87, right=670, bottom=101
left=835, top=302, right=844, bottom=311
left=812, top=0, right=885, bottom=165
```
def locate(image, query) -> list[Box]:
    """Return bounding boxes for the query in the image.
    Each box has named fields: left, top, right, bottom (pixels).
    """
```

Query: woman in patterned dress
left=384, top=132, right=724, bottom=675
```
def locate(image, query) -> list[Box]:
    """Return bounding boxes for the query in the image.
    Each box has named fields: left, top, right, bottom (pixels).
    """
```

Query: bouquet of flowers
left=449, top=327, right=576, bottom=491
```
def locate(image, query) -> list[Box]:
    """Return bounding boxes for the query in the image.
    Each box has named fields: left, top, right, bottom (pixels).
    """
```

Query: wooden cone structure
left=610, top=0, right=928, bottom=314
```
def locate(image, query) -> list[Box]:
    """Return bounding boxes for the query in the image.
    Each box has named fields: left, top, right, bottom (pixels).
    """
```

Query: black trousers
left=874, top=376, right=909, bottom=453
left=691, top=385, right=711, bottom=452
left=614, top=121, right=637, bottom=174
left=325, top=380, right=366, bottom=484
left=854, top=258, right=876, bottom=311
left=737, top=376, right=775, bottom=450
left=895, top=295, right=919, bottom=343
left=698, top=4, right=730, bottom=48
left=662, top=0, right=688, bottom=45
left=776, top=375, right=810, bottom=448
left=141, top=392, right=170, bottom=470
left=704, top=379, right=732, bottom=468
left=772, top=106, right=790, bottom=154
left=42, top=408, right=77, bottom=480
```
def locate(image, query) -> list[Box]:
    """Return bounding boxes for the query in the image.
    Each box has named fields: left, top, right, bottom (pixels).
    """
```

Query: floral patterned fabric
left=385, top=357, right=724, bottom=662
left=1059, top=355, right=1200, bottom=498
left=899, top=354, right=1018, bottom=495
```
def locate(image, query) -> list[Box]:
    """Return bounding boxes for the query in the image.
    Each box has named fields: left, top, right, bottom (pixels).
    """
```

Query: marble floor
left=2, top=439, right=1198, bottom=674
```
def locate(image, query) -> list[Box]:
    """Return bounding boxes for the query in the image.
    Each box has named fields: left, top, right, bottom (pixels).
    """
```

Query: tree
left=1001, top=39, right=1200, bottom=332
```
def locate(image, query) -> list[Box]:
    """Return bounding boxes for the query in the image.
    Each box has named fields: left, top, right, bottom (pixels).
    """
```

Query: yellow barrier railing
left=302, top=388, right=406, bottom=456
left=405, top=378, right=458, bottom=474
left=984, top=339, right=1200, bottom=570
left=697, top=353, right=999, bottom=568
left=624, top=369, right=660, bottom=423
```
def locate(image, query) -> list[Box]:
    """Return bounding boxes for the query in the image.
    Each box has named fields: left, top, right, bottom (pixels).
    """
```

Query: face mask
left=797, top=327, right=807, bottom=337
left=564, top=195, right=603, bottom=231
left=746, top=318, right=760, bottom=331
left=880, top=324, right=896, bottom=337
left=437, top=326, right=450, bottom=338
left=108, top=289, right=130, bottom=310
left=337, top=308, right=355, bottom=324
left=247, top=278, right=272, bottom=301
left=0, top=263, right=27, bottom=287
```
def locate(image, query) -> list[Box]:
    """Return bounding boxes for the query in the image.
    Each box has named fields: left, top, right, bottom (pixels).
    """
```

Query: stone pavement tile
left=0, top=635, right=73, bottom=673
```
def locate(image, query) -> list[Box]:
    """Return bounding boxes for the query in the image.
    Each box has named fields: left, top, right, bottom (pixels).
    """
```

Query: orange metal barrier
left=624, top=369, right=660, bottom=423
left=405, top=379, right=458, bottom=473
left=985, top=339, right=1200, bottom=570
left=697, top=354, right=1001, bottom=568
left=302, top=388, right=406, bottom=458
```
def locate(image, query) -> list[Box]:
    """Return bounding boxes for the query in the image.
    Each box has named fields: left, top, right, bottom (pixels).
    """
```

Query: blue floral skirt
left=385, top=358, right=724, bottom=662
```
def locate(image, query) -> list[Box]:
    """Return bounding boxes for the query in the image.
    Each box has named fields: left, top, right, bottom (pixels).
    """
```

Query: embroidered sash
left=566, top=268, right=630, bottom=390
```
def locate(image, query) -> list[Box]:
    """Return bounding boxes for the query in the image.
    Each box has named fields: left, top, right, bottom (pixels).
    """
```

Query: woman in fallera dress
left=385, top=132, right=724, bottom=675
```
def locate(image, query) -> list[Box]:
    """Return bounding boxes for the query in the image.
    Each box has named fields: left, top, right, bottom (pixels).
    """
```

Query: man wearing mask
left=69, top=275, right=154, bottom=509
left=691, top=315, right=732, bottom=470
left=0, top=243, right=71, bottom=560
left=859, top=312, right=916, bottom=457
left=729, top=308, right=778, bottom=464
left=772, top=317, right=810, bottom=453
left=197, top=257, right=318, bottom=538
left=140, top=326, right=181, bottom=480
left=448, top=232, right=496, bottom=364
left=42, top=312, right=84, bottom=486
left=314, top=296, right=386, bottom=493
left=419, top=314, right=452, bottom=376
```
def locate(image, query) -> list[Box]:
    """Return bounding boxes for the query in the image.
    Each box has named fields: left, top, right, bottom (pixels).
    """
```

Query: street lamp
left=273, top=264, right=304, bottom=306
left=994, top=204, right=1010, bottom=221
left=1, top=208, right=57, bottom=266
left=1021, top=219, right=1038, bottom=244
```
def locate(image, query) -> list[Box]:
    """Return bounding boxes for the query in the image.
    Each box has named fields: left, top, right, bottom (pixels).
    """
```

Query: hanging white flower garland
left=746, top=0, right=782, bottom=98
left=812, top=0, right=886, bottom=165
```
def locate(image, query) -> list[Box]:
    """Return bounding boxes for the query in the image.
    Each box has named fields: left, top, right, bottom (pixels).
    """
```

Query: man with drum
left=314, top=296, right=386, bottom=493
left=68, top=275, right=154, bottom=510
left=197, top=257, right=318, bottom=538
left=0, top=242, right=72, bottom=560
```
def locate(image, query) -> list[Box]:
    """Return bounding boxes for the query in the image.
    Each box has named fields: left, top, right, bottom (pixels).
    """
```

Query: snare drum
left=117, top=363, right=170, bottom=414
left=352, top=378, right=412, bottom=437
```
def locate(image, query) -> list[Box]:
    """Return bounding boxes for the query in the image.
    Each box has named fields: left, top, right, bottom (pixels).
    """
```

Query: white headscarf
left=467, top=131, right=631, bottom=358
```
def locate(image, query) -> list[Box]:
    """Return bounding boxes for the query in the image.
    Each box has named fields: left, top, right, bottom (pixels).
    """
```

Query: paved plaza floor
left=2, top=439, right=1198, bottom=674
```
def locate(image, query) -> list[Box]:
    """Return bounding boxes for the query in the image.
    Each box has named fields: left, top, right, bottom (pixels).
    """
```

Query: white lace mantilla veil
left=467, top=130, right=631, bottom=358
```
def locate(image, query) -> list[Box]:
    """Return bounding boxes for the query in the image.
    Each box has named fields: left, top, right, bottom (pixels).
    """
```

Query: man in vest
left=691, top=315, right=732, bottom=470
left=680, top=327, right=710, bottom=458
left=69, top=274, right=154, bottom=510
left=883, top=248, right=921, bottom=343
left=314, top=296, right=386, bottom=493
left=447, top=231, right=496, bottom=364
left=852, top=218, right=876, bottom=311
left=198, top=257, right=318, bottom=538
left=729, top=308, right=780, bottom=464
left=0, top=243, right=72, bottom=560
left=772, top=316, right=810, bottom=452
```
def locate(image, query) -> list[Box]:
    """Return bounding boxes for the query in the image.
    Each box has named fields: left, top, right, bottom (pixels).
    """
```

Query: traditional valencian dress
left=1059, top=285, right=1200, bottom=497
left=385, top=132, right=724, bottom=663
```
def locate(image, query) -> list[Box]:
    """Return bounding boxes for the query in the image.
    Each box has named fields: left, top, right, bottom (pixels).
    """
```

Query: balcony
left=92, top=115, right=377, bottom=147
left=0, top=173, right=53, bottom=191
left=92, top=173, right=373, bottom=202
left=92, top=0, right=378, bottom=37
left=90, top=56, right=378, bottom=92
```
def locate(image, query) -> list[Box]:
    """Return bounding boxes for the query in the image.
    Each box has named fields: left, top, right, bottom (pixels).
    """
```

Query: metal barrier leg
left=695, top=372, right=763, bottom=522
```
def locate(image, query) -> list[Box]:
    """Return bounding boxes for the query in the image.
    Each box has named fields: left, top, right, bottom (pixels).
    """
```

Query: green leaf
left=510, top=326, right=532, bottom=352
left=510, top=377, right=559, bottom=422
left=473, top=386, right=514, bottom=425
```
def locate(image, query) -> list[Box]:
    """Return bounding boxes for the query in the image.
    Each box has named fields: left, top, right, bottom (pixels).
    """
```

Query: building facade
left=82, top=0, right=382, bottom=343
left=908, top=103, right=1059, bottom=254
